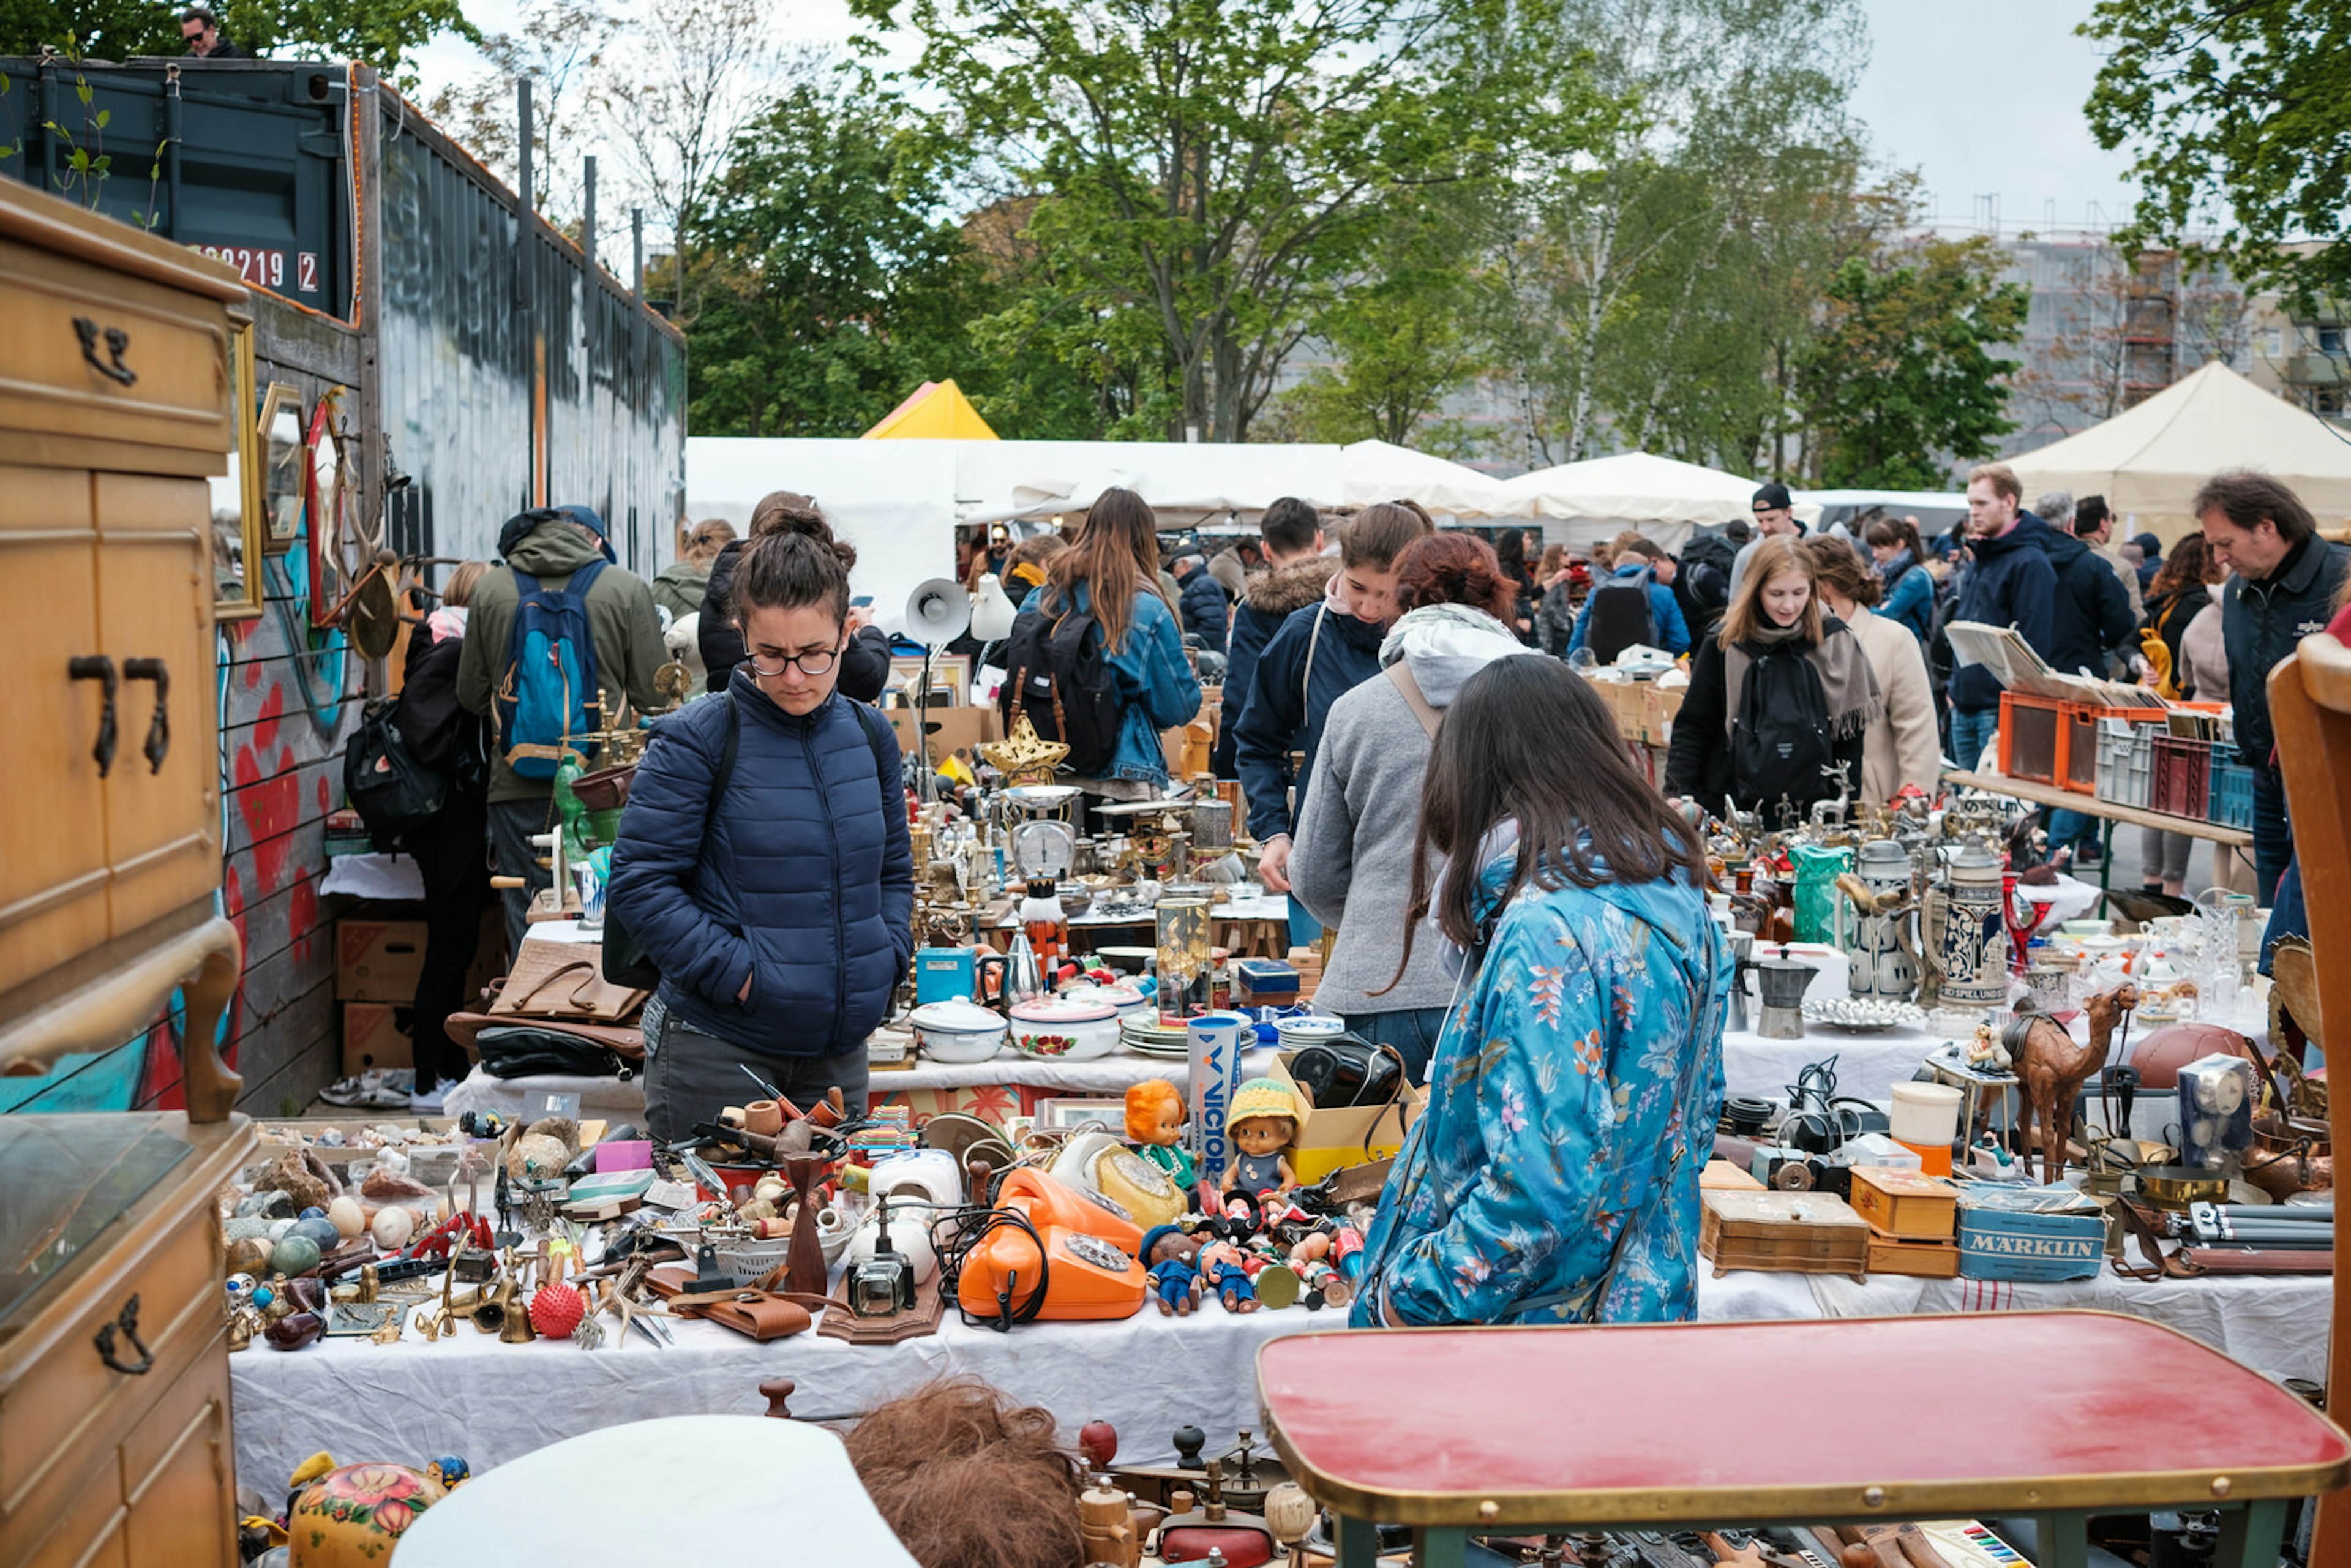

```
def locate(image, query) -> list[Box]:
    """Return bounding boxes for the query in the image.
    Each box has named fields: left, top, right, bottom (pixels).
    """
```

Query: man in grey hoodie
left=459, top=508, right=669, bottom=948
left=1288, top=553, right=1535, bottom=1079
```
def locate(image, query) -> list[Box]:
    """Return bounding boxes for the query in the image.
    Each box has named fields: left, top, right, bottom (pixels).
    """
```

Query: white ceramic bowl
left=909, top=999, right=1009, bottom=1064
left=1008, top=997, right=1121, bottom=1061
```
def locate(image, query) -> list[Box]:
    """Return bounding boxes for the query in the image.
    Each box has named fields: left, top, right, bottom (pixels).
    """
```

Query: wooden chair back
left=2268, top=630, right=2351, bottom=1561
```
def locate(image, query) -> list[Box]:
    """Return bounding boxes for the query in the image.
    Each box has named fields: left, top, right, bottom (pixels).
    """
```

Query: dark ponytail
left=733, top=500, right=856, bottom=625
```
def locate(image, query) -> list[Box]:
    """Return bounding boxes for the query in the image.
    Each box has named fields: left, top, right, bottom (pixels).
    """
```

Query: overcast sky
left=413, top=0, right=2144, bottom=234
left=1852, top=0, right=2139, bottom=232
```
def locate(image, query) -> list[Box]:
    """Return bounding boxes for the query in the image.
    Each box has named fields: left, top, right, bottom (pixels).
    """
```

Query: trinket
left=1222, top=1079, right=1301, bottom=1199
left=327, top=1196, right=366, bottom=1239
left=265, top=1310, right=323, bottom=1351
left=271, top=1234, right=323, bottom=1278
left=287, top=1462, right=445, bottom=1564
left=370, top=1206, right=416, bottom=1250
left=2006, top=983, right=2139, bottom=1184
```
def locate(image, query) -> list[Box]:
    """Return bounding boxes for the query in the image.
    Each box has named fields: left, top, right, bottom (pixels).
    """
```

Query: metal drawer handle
left=124, top=658, right=171, bottom=773
left=72, top=317, right=138, bottom=386
left=68, top=655, right=118, bottom=777
left=94, top=1294, right=153, bottom=1376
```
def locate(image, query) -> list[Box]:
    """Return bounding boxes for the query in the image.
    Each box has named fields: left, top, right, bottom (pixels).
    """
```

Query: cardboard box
left=888, top=704, right=1000, bottom=765
left=336, top=918, right=427, bottom=1002
left=1847, top=1167, right=1959, bottom=1240
left=1956, top=1184, right=2104, bottom=1281
left=1268, top=1049, right=1425, bottom=1185
left=1866, top=1233, right=1961, bottom=1278
left=342, top=1001, right=414, bottom=1073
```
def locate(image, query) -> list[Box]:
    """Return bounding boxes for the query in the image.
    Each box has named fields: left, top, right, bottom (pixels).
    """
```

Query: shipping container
left=1, top=54, right=686, bottom=571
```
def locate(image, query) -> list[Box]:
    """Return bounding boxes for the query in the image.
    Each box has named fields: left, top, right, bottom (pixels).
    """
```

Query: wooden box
left=1866, top=1234, right=1962, bottom=1278
left=1700, top=1158, right=1764, bottom=1191
left=1698, top=1190, right=1870, bottom=1280
left=1847, top=1167, right=1959, bottom=1240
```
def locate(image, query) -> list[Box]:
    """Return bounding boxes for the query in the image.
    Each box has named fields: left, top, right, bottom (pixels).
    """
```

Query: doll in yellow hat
left=1221, top=1077, right=1300, bottom=1198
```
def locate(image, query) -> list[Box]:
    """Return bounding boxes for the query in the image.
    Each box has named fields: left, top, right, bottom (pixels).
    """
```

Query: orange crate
left=2058, top=703, right=2169, bottom=795
left=1997, top=692, right=2067, bottom=784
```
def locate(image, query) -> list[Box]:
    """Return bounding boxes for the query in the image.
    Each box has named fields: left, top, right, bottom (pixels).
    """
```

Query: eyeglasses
left=745, top=647, right=838, bottom=677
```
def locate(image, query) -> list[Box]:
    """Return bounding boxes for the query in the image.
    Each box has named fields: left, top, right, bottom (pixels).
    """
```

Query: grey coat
left=1289, top=611, right=1533, bottom=1016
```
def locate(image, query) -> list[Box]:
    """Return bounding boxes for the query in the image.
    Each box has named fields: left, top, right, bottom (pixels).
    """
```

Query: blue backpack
left=495, top=558, right=608, bottom=778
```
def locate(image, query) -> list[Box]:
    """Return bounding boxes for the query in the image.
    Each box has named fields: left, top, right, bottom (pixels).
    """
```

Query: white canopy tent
left=687, top=437, right=1524, bottom=631
left=1494, top=451, right=1821, bottom=552
left=2009, top=362, right=2351, bottom=544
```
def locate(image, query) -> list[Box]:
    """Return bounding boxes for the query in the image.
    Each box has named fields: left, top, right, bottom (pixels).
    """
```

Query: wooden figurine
left=2004, top=982, right=2139, bottom=1184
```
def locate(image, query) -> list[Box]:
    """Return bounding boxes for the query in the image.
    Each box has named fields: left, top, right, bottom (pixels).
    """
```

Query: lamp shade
left=969, top=573, right=1018, bottom=641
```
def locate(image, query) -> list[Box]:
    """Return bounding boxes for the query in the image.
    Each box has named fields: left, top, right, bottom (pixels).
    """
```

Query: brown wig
left=1717, top=535, right=1824, bottom=649
left=1798, top=536, right=1882, bottom=609
left=731, top=503, right=857, bottom=626
left=1044, top=487, right=1167, bottom=653
left=1381, top=659, right=1706, bottom=992
left=1393, top=532, right=1518, bottom=622
left=842, top=1378, right=1083, bottom=1568
left=2148, top=531, right=2219, bottom=599
left=1341, top=500, right=1434, bottom=571
left=1862, top=513, right=1927, bottom=563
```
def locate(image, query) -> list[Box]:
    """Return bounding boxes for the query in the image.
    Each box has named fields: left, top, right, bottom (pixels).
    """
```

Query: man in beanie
left=2134, top=531, right=2164, bottom=591
left=1727, top=482, right=1806, bottom=599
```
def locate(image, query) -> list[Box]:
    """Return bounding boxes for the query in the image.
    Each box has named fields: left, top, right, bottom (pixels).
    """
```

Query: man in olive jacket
left=458, top=506, right=668, bottom=949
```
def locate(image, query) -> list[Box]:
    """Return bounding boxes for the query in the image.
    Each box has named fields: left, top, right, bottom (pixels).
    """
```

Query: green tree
left=2082, top=0, right=2351, bottom=302
left=1794, top=234, right=2027, bottom=489
left=1, top=0, right=475, bottom=80
left=0, top=0, right=173, bottom=57
left=850, top=0, right=1600, bottom=443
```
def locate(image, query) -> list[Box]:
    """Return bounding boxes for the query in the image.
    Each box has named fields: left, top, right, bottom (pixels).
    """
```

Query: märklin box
left=1957, top=1183, right=2104, bottom=1281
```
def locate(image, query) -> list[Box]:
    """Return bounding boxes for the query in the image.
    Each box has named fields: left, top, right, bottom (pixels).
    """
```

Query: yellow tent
left=861, top=380, right=999, bottom=440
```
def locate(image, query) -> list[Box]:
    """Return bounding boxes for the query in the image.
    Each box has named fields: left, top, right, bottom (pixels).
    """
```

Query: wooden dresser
left=0, top=178, right=257, bottom=1564
left=0, top=1114, right=256, bottom=1567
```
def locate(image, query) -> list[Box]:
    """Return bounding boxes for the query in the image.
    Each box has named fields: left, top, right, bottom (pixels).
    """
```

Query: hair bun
left=748, top=494, right=857, bottom=572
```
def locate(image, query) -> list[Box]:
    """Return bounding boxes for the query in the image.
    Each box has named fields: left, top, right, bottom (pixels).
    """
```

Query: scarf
left=1719, top=617, right=1881, bottom=741
left=1376, top=602, right=1518, bottom=667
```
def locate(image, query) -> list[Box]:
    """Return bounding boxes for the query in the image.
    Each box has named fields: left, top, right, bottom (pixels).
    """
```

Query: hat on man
left=1752, top=482, right=1793, bottom=512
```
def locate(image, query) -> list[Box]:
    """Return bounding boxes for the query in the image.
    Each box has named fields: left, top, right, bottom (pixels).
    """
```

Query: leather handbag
left=490, top=939, right=649, bottom=1022
left=1286, top=1033, right=1404, bottom=1111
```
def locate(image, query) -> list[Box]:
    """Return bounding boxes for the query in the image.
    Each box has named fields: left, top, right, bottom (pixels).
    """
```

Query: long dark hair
left=1044, top=487, right=1167, bottom=653
left=1380, top=659, right=1707, bottom=991
left=2148, top=532, right=2218, bottom=601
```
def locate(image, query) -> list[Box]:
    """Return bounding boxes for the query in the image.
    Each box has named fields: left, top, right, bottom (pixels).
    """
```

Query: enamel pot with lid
left=1007, top=996, right=1122, bottom=1061
left=909, top=999, right=1010, bottom=1064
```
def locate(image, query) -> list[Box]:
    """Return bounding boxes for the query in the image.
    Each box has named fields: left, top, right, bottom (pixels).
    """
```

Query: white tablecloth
left=225, top=1249, right=2320, bottom=1498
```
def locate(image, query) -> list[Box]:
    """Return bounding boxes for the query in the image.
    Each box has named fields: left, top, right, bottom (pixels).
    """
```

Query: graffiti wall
left=2, top=305, right=364, bottom=1116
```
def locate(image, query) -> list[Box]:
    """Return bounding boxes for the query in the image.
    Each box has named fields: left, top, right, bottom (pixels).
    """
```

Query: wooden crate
left=1700, top=1158, right=1764, bottom=1191
left=1866, top=1233, right=1962, bottom=1278
left=1847, top=1167, right=1959, bottom=1240
left=1698, top=1190, right=1869, bottom=1280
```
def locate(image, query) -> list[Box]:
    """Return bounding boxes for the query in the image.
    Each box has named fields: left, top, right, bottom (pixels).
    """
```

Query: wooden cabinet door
left=121, top=1347, right=236, bottom=1568
left=0, top=465, right=107, bottom=999
left=94, top=471, right=221, bottom=938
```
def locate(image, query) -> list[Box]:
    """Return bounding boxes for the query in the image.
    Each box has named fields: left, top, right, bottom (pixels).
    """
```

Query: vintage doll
left=1196, top=1238, right=1259, bottom=1313
left=1221, top=1078, right=1300, bottom=1199
left=1139, top=1224, right=1206, bottom=1317
left=1125, top=1078, right=1196, bottom=1191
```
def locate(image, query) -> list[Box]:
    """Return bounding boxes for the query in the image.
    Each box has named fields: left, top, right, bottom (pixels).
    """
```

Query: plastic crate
left=2063, top=703, right=2166, bottom=795
left=1997, top=692, right=2066, bottom=784
left=2208, top=754, right=2255, bottom=829
left=2150, top=733, right=2214, bottom=819
left=2093, top=716, right=2156, bottom=808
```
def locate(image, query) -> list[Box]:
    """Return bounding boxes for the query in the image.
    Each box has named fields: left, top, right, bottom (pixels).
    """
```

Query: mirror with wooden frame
left=209, top=324, right=264, bottom=619
left=258, top=381, right=306, bottom=553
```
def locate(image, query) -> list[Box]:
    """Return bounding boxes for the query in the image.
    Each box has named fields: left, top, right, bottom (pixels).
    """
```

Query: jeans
left=2047, top=808, right=2100, bottom=857
left=642, top=994, right=871, bottom=1143
left=486, top=797, right=555, bottom=955
left=1949, top=708, right=1999, bottom=778
left=403, top=791, right=490, bottom=1093
left=1341, top=1006, right=1453, bottom=1086
left=2251, top=765, right=2292, bottom=906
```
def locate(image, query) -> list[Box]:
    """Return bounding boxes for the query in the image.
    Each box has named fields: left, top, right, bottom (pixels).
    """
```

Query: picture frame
left=305, top=395, right=351, bottom=631
left=890, top=653, right=971, bottom=707
left=209, top=325, right=265, bottom=620
left=257, top=381, right=306, bottom=553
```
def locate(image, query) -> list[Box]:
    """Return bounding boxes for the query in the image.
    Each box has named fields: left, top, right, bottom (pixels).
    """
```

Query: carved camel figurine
left=2003, top=982, right=2139, bottom=1184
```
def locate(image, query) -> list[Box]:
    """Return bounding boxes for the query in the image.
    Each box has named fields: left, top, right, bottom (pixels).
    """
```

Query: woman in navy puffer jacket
left=609, top=505, right=912, bottom=1140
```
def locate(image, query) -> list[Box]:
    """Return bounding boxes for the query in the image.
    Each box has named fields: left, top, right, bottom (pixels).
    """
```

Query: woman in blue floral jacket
left=1351, top=658, right=1731, bottom=1328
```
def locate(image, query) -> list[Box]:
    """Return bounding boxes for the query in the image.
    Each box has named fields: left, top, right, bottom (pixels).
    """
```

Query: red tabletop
left=1256, top=1311, right=2351, bottom=1527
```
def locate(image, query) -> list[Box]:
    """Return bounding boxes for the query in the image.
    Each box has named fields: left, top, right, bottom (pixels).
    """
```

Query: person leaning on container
left=607, top=506, right=913, bottom=1140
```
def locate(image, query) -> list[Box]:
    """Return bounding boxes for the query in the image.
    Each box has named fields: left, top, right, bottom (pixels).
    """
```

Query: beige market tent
left=1495, top=451, right=1820, bottom=552
left=2009, top=361, right=2351, bottom=543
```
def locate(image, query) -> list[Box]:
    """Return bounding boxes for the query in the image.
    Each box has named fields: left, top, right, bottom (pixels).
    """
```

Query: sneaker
left=410, top=1084, right=449, bottom=1114
left=320, top=1068, right=413, bottom=1111
left=2073, top=843, right=2103, bottom=870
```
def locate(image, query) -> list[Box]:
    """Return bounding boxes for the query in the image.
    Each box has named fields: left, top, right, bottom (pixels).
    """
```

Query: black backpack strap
left=702, top=692, right=740, bottom=839
left=849, top=699, right=896, bottom=808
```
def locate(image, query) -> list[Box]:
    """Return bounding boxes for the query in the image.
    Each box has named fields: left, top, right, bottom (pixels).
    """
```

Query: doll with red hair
left=1124, top=1078, right=1195, bottom=1190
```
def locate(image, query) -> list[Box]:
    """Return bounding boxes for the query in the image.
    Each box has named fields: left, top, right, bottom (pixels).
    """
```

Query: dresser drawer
left=0, top=235, right=235, bottom=470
